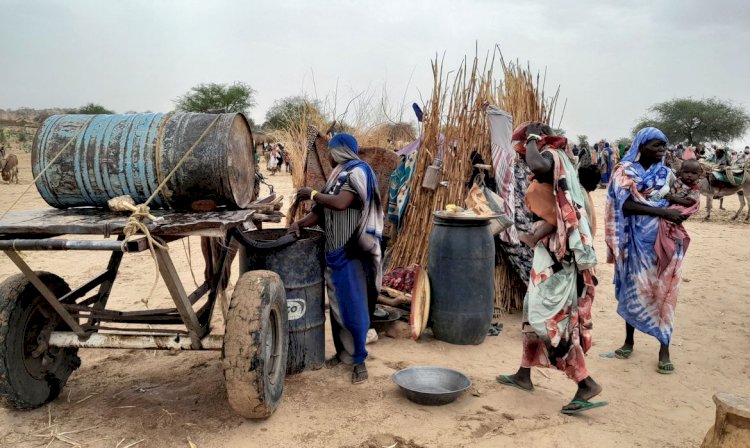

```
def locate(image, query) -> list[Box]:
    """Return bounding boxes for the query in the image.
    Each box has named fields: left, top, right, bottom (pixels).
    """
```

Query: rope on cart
left=117, top=114, right=222, bottom=307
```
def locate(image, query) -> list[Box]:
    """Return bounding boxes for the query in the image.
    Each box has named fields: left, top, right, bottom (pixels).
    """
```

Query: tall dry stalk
left=389, top=46, right=562, bottom=314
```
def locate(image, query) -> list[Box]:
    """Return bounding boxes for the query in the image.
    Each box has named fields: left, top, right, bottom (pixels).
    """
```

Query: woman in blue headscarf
left=605, top=127, right=689, bottom=374
left=599, top=142, right=614, bottom=185
left=290, top=133, right=383, bottom=384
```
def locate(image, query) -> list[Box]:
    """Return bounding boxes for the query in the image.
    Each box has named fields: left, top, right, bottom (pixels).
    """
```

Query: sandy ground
left=0, top=151, right=749, bottom=448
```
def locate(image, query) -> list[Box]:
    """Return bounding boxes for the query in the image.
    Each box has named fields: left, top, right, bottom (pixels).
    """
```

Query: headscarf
left=325, top=133, right=384, bottom=252
left=622, top=127, right=669, bottom=163
left=511, top=121, right=568, bottom=155
left=606, top=127, right=671, bottom=264
left=328, top=133, right=360, bottom=165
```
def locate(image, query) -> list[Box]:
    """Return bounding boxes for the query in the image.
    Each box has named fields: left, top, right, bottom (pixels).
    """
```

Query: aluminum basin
left=392, top=366, right=471, bottom=406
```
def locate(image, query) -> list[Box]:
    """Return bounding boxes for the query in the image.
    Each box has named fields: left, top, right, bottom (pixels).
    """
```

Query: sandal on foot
left=561, top=400, right=609, bottom=415
left=352, top=364, right=368, bottom=384
left=614, top=348, right=633, bottom=359
left=657, top=361, right=675, bottom=374
left=495, top=374, right=533, bottom=392
left=324, top=356, right=342, bottom=369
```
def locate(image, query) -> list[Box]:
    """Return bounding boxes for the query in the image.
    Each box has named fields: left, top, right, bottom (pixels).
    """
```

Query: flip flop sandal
left=657, top=361, right=675, bottom=374
left=495, top=374, right=534, bottom=392
left=352, top=364, right=368, bottom=384
left=614, top=348, right=633, bottom=359
left=560, top=400, right=609, bottom=415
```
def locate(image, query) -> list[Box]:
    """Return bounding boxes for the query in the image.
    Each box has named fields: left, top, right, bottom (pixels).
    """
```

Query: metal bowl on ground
left=391, top=366, right=471, bottom=406
left=371, top=304, right=401, bottom=332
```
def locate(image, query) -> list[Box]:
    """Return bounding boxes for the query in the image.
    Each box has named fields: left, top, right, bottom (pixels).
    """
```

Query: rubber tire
left=0, top=272, right=80, bottom=409
left=222, top=270, right=288, bottom=419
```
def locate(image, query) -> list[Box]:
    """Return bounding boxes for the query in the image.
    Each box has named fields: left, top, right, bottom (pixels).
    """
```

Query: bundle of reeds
left=389, top=46, right=561, bottom=315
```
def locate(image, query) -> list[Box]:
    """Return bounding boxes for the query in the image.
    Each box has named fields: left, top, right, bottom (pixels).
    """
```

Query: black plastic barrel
left=428, top=213, right=495, bottom=345
left=239, top=229, right=325, bottom=374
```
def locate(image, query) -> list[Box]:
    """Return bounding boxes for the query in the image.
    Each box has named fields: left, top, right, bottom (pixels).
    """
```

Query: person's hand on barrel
left=296, top=187, right=314, bottom=201
left=288, top=221, right=301, bottom=237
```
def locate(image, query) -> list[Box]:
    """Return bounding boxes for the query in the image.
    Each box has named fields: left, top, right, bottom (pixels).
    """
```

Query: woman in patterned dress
left=605, top=127, right=689, bottom=374
left=496, top=122, right=607, bottom=415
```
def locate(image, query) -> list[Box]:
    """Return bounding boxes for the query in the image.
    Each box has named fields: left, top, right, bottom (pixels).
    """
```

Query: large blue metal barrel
left=239, top=229, right=326, bottom=374
left=428, top=213, right=495, bottom=345
left=31, top=112, right=255, bottom=209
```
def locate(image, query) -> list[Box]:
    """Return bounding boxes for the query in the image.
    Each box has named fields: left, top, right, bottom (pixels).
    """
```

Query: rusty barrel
left=239, top=229, right=326, bottom=374
left=31, top=112, right=255, bottom=209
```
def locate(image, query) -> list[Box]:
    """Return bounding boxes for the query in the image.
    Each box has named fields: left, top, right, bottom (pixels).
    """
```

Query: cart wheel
left=0, top=273, right=81, bottom=409
left=222, top=270, right=288, bottom=419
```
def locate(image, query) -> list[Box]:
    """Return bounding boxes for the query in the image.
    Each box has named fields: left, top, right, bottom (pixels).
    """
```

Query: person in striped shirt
left=290, top=133, right=383, bottom=384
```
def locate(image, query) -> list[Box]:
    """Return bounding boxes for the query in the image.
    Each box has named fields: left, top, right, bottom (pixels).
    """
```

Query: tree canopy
left=263, top=96, right=325, bottom=131
left=634, top=98, right=750, bottom=145
left=75, top=103, right=114, bottom=114
left=174, top=82, right=257, bottom=114
left=614, top=137, right=631, bottom=149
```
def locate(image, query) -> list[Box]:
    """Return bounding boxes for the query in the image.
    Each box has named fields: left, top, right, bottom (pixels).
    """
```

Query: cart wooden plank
left=0, top=208, right=277, bottom=237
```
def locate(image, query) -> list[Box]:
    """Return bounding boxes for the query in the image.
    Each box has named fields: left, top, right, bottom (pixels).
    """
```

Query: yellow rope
left=120, top=203, right=167, bottom=308
left=0, top=117, right=93, bottom=222
left=118, top=114, right=222, bottom=306
left=0, top=114, right=222, bottom=308
left=145, top=114, right=222, bottom=206
left=119, top=114, right=222, bottom=246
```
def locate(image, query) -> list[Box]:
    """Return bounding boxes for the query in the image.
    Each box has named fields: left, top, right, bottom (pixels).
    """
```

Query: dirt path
left=0, top=152, right=748, bottom=447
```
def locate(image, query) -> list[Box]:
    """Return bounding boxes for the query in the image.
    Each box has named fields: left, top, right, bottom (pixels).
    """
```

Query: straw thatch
left=388, top=46, right=560, bottom=316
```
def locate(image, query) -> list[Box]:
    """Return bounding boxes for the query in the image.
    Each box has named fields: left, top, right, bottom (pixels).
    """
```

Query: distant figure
left=577, top=144, right=592, bottom=168
left=707, top=147, right=730, bottom=167
left=267, top=146, right=281, bottom=175
left=599, top=142, right=614, bottom=186
left=739, top=146, right=750, bottom=165
left=618, top=142, right=628, bottom=160
left=284, top=150, right=291, bottom=173
left=683, top=146, right=697, bottom=160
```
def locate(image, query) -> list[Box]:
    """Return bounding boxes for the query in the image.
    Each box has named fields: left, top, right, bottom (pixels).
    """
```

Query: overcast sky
left=1, top=0, right=748, bottom=144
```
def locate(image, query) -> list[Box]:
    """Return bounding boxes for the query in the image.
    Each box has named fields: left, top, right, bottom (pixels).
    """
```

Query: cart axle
left=48, top=331, right=223, bottom=350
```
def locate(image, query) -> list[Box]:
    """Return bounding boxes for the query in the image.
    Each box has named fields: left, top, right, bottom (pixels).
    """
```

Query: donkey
left=698, top=164, right=750, bottom=221
left=0, top=149, right=19, bottom=184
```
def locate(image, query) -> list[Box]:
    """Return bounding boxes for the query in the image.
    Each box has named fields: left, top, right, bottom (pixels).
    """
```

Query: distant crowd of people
left=568, top=140, right=750, bottom=188
left=262, top=142, right=291, bottom=175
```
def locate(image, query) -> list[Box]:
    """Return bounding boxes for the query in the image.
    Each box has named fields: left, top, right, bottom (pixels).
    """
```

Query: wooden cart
left=0, top=207, right=288, bottom=419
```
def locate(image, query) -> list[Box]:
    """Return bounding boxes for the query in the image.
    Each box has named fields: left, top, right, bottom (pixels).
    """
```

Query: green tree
left=634, top=97, right=750, bottom=145
left=615, top=137, right=632, bottom=149
left=263, top=96, right=324, bottom=131
left=175, top=82, right=256, bottom=114
left=76, top=103, right=115, bottom=114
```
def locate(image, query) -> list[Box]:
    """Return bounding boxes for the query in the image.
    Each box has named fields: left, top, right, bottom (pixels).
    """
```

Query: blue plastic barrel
left=31, top=112, right=255, bottom=209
